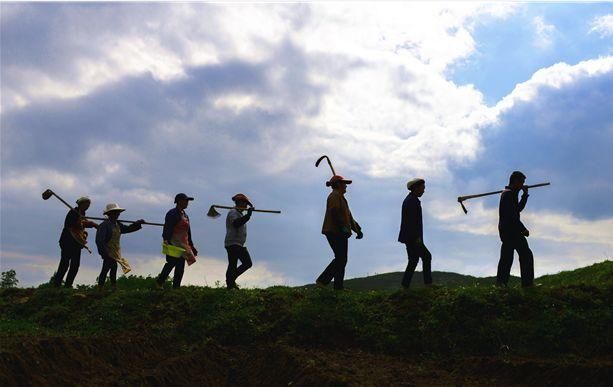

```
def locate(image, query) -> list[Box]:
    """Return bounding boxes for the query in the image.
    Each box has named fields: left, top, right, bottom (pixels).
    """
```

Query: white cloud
left=1, top=168, right=78, bottom=197
left=430, top=197, right=613, bottom=249
left=589, top=14, right=613, bottom=38
left=495, top=57, right=613, bottom=114
left=532, top=16, right=556, bottom=49
left=1, top=3, right=515, bottom=182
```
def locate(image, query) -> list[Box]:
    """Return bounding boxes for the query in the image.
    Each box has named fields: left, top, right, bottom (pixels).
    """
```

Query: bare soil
left=1, top=335, right=611, bottom=386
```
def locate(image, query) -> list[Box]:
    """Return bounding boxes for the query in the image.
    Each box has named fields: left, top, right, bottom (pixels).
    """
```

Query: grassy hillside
left=537, top=260, right=613, bottom=287
left=1, top=260, right=611, bottom=386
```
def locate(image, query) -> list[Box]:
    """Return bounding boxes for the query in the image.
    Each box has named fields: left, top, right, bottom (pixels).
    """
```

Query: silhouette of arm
left=518, top=192, right=529, bottom=212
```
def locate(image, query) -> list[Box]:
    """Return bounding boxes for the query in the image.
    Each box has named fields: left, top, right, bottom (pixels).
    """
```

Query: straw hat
left=103, top=203, right=126, bottom=215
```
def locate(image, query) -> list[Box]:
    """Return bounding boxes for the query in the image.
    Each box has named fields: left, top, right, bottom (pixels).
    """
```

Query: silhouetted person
left=54, top=196, right=98, bottom=288
left=224, top=194, right=254, bottom=289
left=316, top=175, right=363, bottom=290
left=156, top=193, right=198, bottom=289
left=96, top=203, right=144, bottom=290
left=398, top=178, right=432, bottom=289
left=497, top=171, right=534, bottom=287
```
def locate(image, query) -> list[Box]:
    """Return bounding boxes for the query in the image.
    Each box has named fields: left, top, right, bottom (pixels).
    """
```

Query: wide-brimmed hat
left=103, top=203, right=126, bottom=215
left=326, top=175, right=352, bottom=187
left=232, top=193, right=252, bottom=207
left=406, top=178, right=425, bottom=191
left=76, top=196, right=91, bottom=204
left=174, top=193, right=194, bottom=203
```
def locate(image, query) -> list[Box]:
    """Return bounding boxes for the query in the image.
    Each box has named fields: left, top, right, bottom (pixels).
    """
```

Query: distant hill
left=342, top=271, right=520, bottom=291
left=311, top=260, right=613, bottom=291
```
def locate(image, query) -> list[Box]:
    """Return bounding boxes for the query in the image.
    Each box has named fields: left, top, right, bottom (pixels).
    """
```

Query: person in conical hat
left=156, top=193, right=198, bottom=289
left=95, top=203, right=145, bottom=290
left=54, top=196, right=98, bottom=288
left=224, top=193, right=254, bottom=289
left=398, top=178, right=433, bottom=289
left=316, top=175, right=363, bottom=290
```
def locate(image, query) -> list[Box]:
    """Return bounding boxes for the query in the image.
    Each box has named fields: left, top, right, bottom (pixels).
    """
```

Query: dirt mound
left=1, top=335, right=611, bottom=386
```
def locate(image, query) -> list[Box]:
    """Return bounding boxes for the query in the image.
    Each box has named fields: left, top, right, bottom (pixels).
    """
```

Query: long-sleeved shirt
left=498, top=187, right=529, bottom=240
left=225, top=209, right=251, bottom=247
left=398, top=192, right=422, bottom=244
left=95, top=219, right=141, bottom=259
left=321, top=190, right=360, bottom=236
left=162, top=208, right=193, bottom=246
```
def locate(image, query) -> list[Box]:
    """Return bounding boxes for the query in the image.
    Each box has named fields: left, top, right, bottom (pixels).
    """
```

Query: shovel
left=42, top=189, right=164, bottom=226
left=207, top=205, right=281, bottom=218
left=457, top=182, right=550, bottom=214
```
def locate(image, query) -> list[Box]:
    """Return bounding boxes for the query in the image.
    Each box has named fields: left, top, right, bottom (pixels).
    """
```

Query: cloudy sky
left=1, top=2, right=612, bottom=288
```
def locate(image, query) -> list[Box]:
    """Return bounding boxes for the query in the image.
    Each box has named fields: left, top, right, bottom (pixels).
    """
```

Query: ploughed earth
left=1, top=334, right=611, bottom=386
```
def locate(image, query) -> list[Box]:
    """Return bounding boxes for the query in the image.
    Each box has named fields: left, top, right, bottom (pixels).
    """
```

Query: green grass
left=1, top=261, right=611, bottom=360
left=537, top=260, right=613, bottom=287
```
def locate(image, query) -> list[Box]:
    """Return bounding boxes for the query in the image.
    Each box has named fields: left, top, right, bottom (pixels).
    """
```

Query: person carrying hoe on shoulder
left=224, top=193, right=254, bottom=289
left=156, top=193, right=198, bottom=289
left=398, top=178, right=432, bottom=289
left=316, top=175, right=363, bottom=290
left=497, top=171, right=534, bottom=288
left=54, top=196, right=98, bottom=288
left=95, top=203, right=144, bottom=290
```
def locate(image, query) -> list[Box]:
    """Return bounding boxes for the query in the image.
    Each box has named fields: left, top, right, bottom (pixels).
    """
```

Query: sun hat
left=232, top=193, right=252, bottom=207
left=406, top=178, right=425, bottom=191
left=326, top=175, right=352, bottom=187
left=103, top=203, right=126, bottom=215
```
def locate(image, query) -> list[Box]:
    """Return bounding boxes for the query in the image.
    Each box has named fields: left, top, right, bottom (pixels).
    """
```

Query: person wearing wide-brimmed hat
left=316, top=175, right=363, bottom=290
left=156, top=193, right=198, bottom=289
left=224, top=193, right=254, bottom=289
left=54, top=196, right=98, bottom=288
left=497, top=171, right=534, bottom=287
left=95, top=203, right=144, bottom=289
left=398, top=178, right=432, bottom=289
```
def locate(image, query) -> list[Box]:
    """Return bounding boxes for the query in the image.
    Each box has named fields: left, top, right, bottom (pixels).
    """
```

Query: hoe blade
left=42, top=189, right=54, bottom=200
left=207, top=206, right=221, bottom=218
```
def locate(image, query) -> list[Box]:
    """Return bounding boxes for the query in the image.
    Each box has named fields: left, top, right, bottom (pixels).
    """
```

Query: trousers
left=317, top=233, right=349, bottom=290
left=225, top=245, right=253, bottom=287
left=157, top=256, right=186, bottom=289
left=401, top=243, right=432, bottom=288
left=54, top=246, right=82, bottom=287
left=497, top=235, right=534, bottom=287
left=98, top=258, right=118, bottom=286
